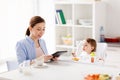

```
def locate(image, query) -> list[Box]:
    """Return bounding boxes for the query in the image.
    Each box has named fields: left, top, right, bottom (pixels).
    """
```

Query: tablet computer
left=52, top=50, right=67, bottom=58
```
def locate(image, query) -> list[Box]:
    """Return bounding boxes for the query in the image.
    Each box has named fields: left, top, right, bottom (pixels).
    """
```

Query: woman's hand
left=44, top=55, right=53, bottom=62
left=51, top=57, right=59, bottom=61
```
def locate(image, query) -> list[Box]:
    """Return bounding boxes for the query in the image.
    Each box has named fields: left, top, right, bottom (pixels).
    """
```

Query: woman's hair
left=25, top=16, right=45, bottom=36
left=86, top=38, right=97, bottom=52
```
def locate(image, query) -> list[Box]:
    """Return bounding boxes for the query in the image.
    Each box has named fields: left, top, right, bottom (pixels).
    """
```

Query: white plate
left=32, top=63, right=48, bottom=68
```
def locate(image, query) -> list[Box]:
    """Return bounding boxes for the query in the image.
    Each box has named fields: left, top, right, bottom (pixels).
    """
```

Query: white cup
left=35, top=55, right=44, bottom=66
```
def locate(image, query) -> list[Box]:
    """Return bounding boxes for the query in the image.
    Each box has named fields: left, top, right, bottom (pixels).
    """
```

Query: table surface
left=0, top=56, right=120, bottom=80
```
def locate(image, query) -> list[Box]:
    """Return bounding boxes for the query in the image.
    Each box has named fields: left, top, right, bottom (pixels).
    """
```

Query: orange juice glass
left=91, top=57, right=94, bottom=63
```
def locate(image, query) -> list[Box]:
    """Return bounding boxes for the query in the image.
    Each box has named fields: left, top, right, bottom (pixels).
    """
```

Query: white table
left=0, top=56, right=120, bottom=80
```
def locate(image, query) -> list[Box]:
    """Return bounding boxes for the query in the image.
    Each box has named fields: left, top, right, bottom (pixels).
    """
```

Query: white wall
left=103, top=0, right=120, bottom=37
left=38, top=0, right=56, bottom=54
left=0, top=0, right=35, bottom=59
left=0, top=0, right=55, bottom=60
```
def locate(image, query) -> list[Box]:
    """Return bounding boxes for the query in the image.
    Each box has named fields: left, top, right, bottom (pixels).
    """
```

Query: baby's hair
left=86, top=38, right=97, bottom=52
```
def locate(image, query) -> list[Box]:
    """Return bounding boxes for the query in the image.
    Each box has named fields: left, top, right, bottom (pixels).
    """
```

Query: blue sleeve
left=16, top=41, right=27, bottom=64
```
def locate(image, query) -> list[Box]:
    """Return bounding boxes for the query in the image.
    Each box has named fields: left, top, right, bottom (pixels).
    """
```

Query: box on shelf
left=77, top=19, right=92, bottom=26
left=105, top=37, right=120, bottom=43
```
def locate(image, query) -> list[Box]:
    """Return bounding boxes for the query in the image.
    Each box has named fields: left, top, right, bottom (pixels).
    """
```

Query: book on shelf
left=56, top=10, right=62, bottom=24
left=56, top=9, right=66, bottom=24
left=55, top=13, right=59, bottom=24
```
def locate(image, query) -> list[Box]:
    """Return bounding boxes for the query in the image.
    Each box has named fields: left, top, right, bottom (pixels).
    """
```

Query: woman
left=16, top=16, right=55, bottom=64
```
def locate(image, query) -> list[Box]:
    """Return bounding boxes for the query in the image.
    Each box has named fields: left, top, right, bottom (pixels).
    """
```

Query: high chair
left=96, top=43, right=107, bottom=61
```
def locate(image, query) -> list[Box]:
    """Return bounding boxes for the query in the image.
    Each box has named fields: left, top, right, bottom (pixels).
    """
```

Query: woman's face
left=30, top=22, right=45, bottom=39
left=82, top=41, right=94, bottom=54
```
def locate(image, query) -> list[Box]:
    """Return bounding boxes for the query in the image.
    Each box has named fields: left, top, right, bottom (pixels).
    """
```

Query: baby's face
left=82, top=41, right=94, bottom=54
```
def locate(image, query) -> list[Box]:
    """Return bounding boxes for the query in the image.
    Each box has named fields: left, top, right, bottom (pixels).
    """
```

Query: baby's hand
left=72, top=52, right=76, bottom=57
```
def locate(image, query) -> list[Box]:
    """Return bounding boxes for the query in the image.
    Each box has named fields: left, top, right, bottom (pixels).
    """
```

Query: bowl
left=78, top=19, right=92, bottom=26
left=62, top=37, right=72, bottom=45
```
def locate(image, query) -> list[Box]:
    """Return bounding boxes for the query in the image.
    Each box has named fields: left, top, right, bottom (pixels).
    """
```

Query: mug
left=35, top=55, right=44, bottom=66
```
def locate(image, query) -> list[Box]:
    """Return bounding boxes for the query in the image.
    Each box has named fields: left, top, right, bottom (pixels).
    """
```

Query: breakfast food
left=116, top=73, right=120, bottom=80
left=99, top=74, right=111, bottom=80
left=116, top=75, right=120, bottom=80
left=84, top=74, right=111, bottom=80
left=72, top=57, right=79, bottom=61
left=84, top=74, right=99, bottom=80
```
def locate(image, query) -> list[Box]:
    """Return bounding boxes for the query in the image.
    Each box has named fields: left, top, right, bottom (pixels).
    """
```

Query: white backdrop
left=103, top=0, right=120, bottom=37
left=0, top=0, right=55, bottom=60
left=38, top=0, right=55, bottom=54
left=0, top=0, right=36, bottom=59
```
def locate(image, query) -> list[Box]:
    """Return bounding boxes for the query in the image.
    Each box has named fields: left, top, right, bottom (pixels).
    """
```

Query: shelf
left=56, top=45, right=73, bottom=49
left=56, top=24, right=93, bottom=28
left=54, top=0, right=100, bottom=4
left=107, top=42, right=120, bottom=47
left=56, top=24, right=73, bottom=27
left=74, top=25, right=93, bottom=28
left=54, top=0, right=106, bottom=53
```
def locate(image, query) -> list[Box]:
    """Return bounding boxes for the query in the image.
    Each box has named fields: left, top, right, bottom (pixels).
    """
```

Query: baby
left=72, top=38, right=97, bottom=62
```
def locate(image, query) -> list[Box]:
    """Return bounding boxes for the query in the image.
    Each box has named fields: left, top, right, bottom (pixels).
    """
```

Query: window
left=0, top=0, right=55, bottom=60
left=0, top=0, right=36, bottom=60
